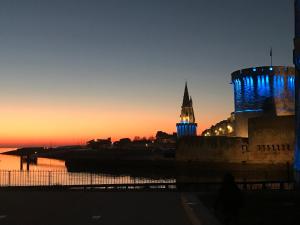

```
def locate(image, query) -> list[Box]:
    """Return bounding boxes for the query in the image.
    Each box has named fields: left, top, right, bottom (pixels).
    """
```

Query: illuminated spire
left=182, top=82, right=190, bottom=107
left=176, top=82, right=197, bottom=137
left=179, top=82, right=195, bottom=123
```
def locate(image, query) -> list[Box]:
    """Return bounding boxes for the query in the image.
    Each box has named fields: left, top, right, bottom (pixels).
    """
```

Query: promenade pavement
left=0, top=190, right=192, bottom=225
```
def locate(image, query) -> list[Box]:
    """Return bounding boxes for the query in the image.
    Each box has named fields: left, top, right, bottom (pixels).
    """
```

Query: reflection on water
left=0, top=148, right=66, bottom=171
left=30, top=158, right=66, bottom=171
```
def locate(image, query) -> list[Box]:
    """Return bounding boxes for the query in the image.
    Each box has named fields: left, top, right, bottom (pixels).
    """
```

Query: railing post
left=8, top=171, right=11, bottom=186
left=90, top=173, right=93, bottom=186
left=48, top=171, right=51, bottom=186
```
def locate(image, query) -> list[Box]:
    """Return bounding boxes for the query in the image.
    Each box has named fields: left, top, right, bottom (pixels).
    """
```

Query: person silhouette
left=214, top=173, right=244, bottom=225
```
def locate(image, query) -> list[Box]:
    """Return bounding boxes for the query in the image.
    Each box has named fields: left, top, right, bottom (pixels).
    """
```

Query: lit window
left=227, top=125, right=233, bottom=133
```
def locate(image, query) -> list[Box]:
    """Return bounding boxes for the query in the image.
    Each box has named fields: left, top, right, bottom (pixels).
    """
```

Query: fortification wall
left=247, top=115, right=294, bottom=163
left=234, top=111, right=263, bottom=137
left=231, top=66, right=295, bottom=115
left=176, top=136, right=249, bottom=163
left=230, top=66, right=295, bottom=138
left=176, top=115, right=294, bottom=164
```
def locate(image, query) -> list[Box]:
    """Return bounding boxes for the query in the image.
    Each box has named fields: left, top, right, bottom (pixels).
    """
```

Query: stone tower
left=176, top=82, right=197, bottom=137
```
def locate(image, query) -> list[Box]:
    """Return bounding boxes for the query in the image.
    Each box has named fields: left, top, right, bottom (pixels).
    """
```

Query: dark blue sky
left=0, top=0, right=294, bottom=145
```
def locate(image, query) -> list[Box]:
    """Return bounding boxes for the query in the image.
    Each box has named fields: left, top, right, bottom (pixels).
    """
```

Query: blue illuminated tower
left=176, top=82, right=197, bottom=137
left=294, top=0, right=300, bottom=177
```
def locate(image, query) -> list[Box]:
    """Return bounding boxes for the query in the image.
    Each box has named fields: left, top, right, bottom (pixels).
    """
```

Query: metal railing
left=237, top=181, right=295, bottom=191
left=0, top=170, right=175, bottom=187
left=177, top=181, right=295, bottom=192
left=0, top=170, right=295, bottom=191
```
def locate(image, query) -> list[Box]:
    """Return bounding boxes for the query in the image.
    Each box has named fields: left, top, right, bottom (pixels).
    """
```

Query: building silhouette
left=176, top=82, right=197, bottom=137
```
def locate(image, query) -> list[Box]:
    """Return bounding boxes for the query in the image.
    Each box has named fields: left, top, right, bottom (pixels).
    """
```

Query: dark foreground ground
left=199, top=191, right=300, bottom=225
left=0, top=191, right=191, bottom=225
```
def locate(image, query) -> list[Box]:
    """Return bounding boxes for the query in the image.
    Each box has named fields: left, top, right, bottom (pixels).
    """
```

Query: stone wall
left=176, top=115, right=294, bottom=164
left=247, top=115, right=294, bottom=163
left=234, top=111, right=263, bottom=137
left=176, top=136, right=249, bottom=163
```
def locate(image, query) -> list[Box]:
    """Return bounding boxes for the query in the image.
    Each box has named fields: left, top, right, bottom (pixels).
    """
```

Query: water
left=0, top=148, right=66, bottom=171
left=0, top=148, right=172, bottom=187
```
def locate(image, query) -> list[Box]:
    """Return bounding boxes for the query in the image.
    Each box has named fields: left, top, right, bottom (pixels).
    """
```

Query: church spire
left=176, top=82, right=197, bottom=137
left=182, top=81, right=191, bottom=107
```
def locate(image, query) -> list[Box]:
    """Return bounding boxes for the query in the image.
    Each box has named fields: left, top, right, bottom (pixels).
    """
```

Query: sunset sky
left=0, top=0, right=294, bottom=147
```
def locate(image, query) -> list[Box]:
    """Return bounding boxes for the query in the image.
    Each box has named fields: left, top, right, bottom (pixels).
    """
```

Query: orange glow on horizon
left=0, top=99, right=224, bottom=147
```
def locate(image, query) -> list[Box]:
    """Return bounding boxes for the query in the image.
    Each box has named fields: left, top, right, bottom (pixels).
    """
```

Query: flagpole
left=270, top=47, right=273, bottom=67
